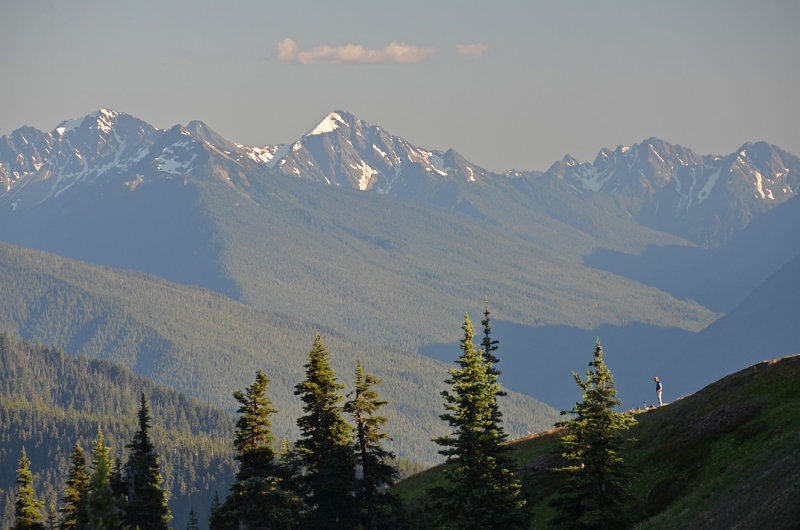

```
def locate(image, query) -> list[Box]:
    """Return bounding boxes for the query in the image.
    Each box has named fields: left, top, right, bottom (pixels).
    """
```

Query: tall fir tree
left=186, top=507, right=200, bottom=530
left=86, top=426, right=124, bottom=529
left=275, top=437, right=304, bottom=503
left=60, top=444, right=89, bottom=529
left=109, top=459, right=127, bottom=511
left=45, top=503, right=57, bottom=530
left=232, top=370, right=279, bottom=479
left=481, top=301, right=509, bottom=444
left=480, top=299, right=502, bottom=376
left=11, top=447, right=45, bottom=530
left=432, top=314, right=526, bottom=529
left=213, top=370, right=301, bottom=529
left=124, top=393, right=171, bottom=528
left=294, top=334, right=357, bottom=530
left=552, top=339, right=637, bottom=529
left=344, top=359, right=398, bottom=530
left=208, top=492, right=222, bottom=529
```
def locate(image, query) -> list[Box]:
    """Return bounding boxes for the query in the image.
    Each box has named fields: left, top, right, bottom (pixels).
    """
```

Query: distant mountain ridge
left=543, top=137, right=799, bottom=245
left=0, top=108, right=720, bottom=352
left=0, top=109, right=277, bottom=209
left=2, top=109, right=797, bottom=246
left=0, top=109, right=488, bottom=210
left=273, top=110, right=492, bottom=196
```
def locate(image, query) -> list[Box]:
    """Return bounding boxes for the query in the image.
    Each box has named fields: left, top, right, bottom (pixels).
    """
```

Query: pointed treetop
left=14, top=446, right=45, bottom=528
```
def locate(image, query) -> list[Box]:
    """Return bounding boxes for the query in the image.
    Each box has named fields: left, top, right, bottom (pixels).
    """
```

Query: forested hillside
left=0, top=241, right=561, bottom=465
left=0, top=334, right=237, bottom=529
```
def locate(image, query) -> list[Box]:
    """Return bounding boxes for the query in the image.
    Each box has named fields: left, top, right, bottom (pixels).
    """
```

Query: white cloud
left=276, top=38, right=433, bottom=65
left=456, top=43, right=487, bottom=58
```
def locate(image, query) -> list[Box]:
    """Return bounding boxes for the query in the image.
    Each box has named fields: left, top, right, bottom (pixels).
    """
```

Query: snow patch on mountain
left=573, top=163, right=614, bottom=192
left=428, top=154, right=448, bottom=176
left=236, top=144, right=282, bottom=164
left=372, top=144, right=388, bottom=159
left=308, top=112, right=347, bottom=136
left=155, top=138, right=198, bottom=174
left=96, top=109, right=118, bottom=133
left=350, top=160, right=378, bottom=190
left=266, top=144, right=292, bottom=169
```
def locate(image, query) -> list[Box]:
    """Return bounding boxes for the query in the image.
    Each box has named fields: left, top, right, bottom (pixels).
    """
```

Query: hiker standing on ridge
left=654, top=377, right=663, bottom=406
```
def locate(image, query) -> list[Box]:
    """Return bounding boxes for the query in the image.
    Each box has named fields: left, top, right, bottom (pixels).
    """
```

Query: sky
left=1, top=0, right=799, bottom=172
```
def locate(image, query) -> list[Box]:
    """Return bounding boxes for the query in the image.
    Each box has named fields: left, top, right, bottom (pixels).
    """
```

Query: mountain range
left=3, top=109, right=796, bottom=247
left=0, top=108, right=798, bottom=411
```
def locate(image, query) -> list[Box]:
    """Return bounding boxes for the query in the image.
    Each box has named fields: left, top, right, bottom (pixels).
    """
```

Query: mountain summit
left=0, top=109, right=161, bottom=205
left=542, top=138, right=799, bottom=245
left=1, top=109, right=797, bottom=247
left=273, top=110, right=491, bottom=194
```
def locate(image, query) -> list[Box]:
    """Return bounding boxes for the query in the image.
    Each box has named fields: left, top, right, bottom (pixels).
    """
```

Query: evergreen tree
left=86, top=426, right=124, bottom=529
left=186, top=507, right=200, bottom=530
left=275, top=438, right=304, bottom=507
left=552, top=339, right=637, bottom=529
left=233, top=371, right=279, bottom=479
left=432, top=314, right=526, bottom=529
left=481, top=301, right=509, bottom=443
left=45, top=503, right=57, bottom=530
left=11, top=447, right=45, bottom=530
left=277, top=438, right=301, bottom=481
left=344, top=359, right=398, bottom=530
left=208, top=492, right=222, bottom=529
left=124, top=393, right=171, bottom=528
left=294, top=334, right=357, bottom=529
left=110, top=458, right=127, bottom=510
left=480, top=299, right=501, bottom=376
left=214, top=370, right=301, bottom=529
left=60, top=444, right=89, bottom=529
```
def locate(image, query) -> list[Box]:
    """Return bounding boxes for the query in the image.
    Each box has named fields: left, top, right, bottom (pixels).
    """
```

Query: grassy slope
left=0, top=241, right=561, bottom=465
left=394, top=354, right=800, bottom=528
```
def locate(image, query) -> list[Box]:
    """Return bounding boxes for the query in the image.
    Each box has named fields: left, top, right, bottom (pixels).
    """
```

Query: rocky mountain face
left=0, top=110, right=160, bottom=205
left=542, top=137, right=800, bottom=245
left=0, top=109, right=285, bottom=212
left=272, top=110, right=492, bottom=198
left=3, top=110, right=797, bottom=249
left=0, top=109, right=490, bottom=210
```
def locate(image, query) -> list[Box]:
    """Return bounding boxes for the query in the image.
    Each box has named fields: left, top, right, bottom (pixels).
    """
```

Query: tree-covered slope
left=196, top=167, right=716, bottom=350
left=395, top=354, right=800, bottom=528
left=0, top=334, right=237, bottom=529
left=0, top=240, right=560, bottom=466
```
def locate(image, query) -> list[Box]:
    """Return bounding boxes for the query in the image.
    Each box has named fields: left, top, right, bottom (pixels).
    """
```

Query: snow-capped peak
left=54, top=108, right=122, bottom=136
left=95, top=108, right=119, bottom=133
left=307, top=112, right=348, bottom=136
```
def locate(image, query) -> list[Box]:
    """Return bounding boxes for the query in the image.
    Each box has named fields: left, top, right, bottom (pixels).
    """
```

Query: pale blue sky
left=2, top=0, right=798, bottom=171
